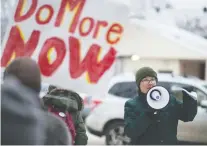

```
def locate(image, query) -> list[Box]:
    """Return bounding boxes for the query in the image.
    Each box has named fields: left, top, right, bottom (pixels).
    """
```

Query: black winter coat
left=124, top=91, right=197, bottom=145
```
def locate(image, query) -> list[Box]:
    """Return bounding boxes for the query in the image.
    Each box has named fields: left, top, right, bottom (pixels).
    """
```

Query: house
left=115, top=19, right=207, bottom=80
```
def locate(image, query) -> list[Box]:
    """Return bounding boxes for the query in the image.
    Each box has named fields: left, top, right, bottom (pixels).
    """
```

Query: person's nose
left=149, top=80, right=153, bottom=85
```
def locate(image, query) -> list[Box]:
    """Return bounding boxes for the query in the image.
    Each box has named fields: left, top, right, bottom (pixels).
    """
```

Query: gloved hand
left=182, top=89, right=197, bottom=101
left=171, top=87, right=197, bottom=102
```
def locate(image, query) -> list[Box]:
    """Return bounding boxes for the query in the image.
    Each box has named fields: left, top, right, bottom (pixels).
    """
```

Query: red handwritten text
left=1, top=0, right=123, bottom=83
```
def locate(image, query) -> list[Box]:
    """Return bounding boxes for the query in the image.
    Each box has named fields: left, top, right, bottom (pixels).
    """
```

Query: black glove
left=182, top=89, right=197, bottom=101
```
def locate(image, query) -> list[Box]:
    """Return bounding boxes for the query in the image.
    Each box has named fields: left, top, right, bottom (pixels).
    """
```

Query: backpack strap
left=65, top=112, right=76, bottom=144
left=48, top=106, right=76, bottom=144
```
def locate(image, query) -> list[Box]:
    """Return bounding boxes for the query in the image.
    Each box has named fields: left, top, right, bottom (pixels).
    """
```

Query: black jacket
left=1, top=77, right=72, bottom=145
left=1, top=77, right=45, bottom=145
left=124, top=91, right=197, bottom=145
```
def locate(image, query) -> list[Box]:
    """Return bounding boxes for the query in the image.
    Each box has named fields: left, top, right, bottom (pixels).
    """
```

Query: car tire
left=105, top=121, right=131, bottom=145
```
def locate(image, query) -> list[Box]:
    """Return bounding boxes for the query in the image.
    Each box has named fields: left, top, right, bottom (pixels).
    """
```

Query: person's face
left=139, top=76, right=157, bottom=94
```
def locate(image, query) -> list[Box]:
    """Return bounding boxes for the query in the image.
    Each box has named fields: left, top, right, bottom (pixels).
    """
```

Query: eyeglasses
left=141, top=78, right=157, bottom=84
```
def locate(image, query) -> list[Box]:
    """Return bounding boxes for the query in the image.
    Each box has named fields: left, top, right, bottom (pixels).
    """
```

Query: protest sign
left=1, top=0, right=129, bottom=96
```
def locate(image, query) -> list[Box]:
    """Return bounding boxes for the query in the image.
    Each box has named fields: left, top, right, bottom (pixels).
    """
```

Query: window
left=158, top=82, right=195, bottom=102
left=170, top=83, right=194, bottom=102
left=171, top=83, right=194, bottom=92
left=108, top=82, right=138, bottom=98
left=157, top=82, right=172, bottom=91
left=203, top=84, right=207, bottom=90
left=159, top=82, right=207, bottom=103
left=157, top=82, right=183, bottom=102
left=193, top=88, right=207, bottom=103
left=171, top=83, right=207, bottom=103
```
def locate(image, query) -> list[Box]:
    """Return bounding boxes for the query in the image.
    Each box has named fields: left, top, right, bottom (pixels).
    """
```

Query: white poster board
left=1, top=0, right=130, bottom=96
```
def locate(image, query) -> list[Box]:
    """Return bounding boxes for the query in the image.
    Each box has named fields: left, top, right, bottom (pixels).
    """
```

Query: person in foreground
left=2, top=75, right=46, bottom=145
left=2, top=57, right=72, bottom=145
left=124, top=67, right=197, bottom=145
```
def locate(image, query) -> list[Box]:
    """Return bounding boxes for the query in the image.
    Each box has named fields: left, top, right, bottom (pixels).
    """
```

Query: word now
left=1, top=26, right=117, bottom=83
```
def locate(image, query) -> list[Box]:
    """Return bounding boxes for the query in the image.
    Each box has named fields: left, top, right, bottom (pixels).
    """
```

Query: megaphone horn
left=147, top=86, right=170, bottom=110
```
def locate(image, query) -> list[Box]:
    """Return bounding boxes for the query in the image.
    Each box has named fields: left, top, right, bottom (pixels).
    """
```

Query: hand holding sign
left=1, top=0, right=129, bottom=96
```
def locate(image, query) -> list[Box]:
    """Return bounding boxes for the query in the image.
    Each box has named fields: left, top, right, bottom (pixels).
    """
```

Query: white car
left=200, top=81, right=207, bottom=90
left=86, top=73, right=207, bottom=145
left=40, top=82, right=50, bottom=98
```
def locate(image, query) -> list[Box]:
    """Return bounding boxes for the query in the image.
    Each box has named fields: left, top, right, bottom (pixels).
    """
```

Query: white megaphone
left=147, top=86, right=170, bottom=110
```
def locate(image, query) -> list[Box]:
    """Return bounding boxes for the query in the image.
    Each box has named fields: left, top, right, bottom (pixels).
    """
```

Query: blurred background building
left=116, top=0, right=207, bottom=80
left=129, top=0, right=207, bottom=38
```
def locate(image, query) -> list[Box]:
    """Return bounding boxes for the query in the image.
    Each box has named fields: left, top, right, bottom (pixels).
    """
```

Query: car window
left=171, top=83, right=194, bottom=92
left=108, top=82, right=137, bottom=98
left=159, top=82, right=207, bottom=103
left=203, top=84, right=207, bottom=90
left=157, top=82, right=172, bottom=91
left=193, top=88, right=207, bottom=102
left=158, top=82, right=194, bottom=102
left=170, top=83, right=195, bottom=102
left=172, top=83, right=207, bottom=102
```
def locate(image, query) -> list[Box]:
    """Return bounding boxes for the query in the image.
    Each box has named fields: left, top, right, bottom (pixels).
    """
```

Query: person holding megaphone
left=124, top=67, right=197, bottom=145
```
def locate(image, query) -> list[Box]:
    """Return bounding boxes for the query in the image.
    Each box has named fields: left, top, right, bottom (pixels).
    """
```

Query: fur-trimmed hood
left=43, top=88, right=83, bottom=112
